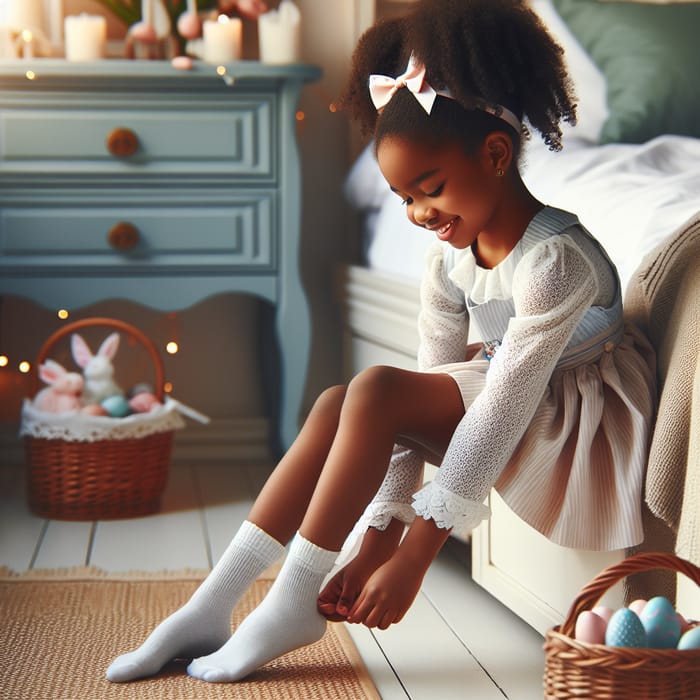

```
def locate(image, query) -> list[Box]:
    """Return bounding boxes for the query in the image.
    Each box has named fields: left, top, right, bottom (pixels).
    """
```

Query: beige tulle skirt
left=438, top=325, right=656, bottom=551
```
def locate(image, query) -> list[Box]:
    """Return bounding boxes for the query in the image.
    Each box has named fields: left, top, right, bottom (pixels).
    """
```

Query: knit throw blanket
left=624, top=211, right=700, bottom=569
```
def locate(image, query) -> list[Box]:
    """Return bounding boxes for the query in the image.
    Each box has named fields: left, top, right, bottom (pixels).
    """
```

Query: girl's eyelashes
left=392, top=183, right=444, bottom=206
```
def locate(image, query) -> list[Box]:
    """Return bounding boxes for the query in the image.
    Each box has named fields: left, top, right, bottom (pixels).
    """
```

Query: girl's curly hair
left=340, top=0, right=577, bottom=153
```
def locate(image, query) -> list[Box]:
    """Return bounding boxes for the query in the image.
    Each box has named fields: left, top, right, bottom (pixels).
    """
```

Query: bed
left=342, top=0, right=700, bottom=633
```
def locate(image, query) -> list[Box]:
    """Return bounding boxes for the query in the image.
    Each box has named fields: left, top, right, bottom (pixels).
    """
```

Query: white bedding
left=344, top=0, right=700, bottom=295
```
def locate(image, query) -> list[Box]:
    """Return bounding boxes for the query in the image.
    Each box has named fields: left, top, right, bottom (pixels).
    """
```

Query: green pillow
left=551, top=0, right=700, bottom=143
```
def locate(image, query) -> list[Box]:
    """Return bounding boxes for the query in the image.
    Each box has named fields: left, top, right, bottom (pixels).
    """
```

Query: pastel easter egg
left=592, top=605, right=614, bottom=624
left=677, top=627, right=700, bottom=650
left=605, top=607, right=647, bottom=648
left=81, top=403, right=108, bottom=416
left=640, top=596, right=681, bottom=649
left=628, top=599, right=648, bottom=617
left=677, top=612, right=692, bottom=634
left=171, top=55, right=194, bottom=70
left=129, top=391, right=162, bottom=413
left=101, top=394, right=131, bottom=418
left=575, top=611, right=607, bottom=644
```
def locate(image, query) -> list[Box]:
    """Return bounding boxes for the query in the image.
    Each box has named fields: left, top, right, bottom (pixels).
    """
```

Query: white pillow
left=529, top=0, right=609, bottom=143
left=343, top=142, right=388, bottom=211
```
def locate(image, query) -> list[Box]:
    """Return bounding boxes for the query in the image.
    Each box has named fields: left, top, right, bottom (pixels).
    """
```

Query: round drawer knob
left=108, top=222, right=140, bottom=251
left=106, top=127, right=139, bottom=157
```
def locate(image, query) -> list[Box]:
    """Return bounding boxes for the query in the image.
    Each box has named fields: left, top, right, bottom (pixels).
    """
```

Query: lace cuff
left=412, top=482, right=490, bottom=538
left=354, top=500, right=416, bottom=533
left=336, top=501, right=415, bottom=569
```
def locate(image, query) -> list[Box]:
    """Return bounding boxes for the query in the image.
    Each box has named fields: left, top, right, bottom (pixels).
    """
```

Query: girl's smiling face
left=376, top=135, right=505, bottom=250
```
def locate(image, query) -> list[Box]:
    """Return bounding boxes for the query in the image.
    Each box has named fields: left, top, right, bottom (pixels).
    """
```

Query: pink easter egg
left=82, top=403, right=109, bottom=416
left=575, top=611, right=607, bottom=645
left=129, top=391, right=162, bottom=413
left=677, top=612, right=691, bottom=634
left=592, top=606, right=614, bottom=624
left=171, top=55, right=194, bottom=70
left=628, top=599, right=648, bottom=617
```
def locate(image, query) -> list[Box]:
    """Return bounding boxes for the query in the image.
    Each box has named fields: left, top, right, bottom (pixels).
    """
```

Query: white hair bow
left=369, top=53, right=441, bottom=115
left=368, top=53, right=522, bottom=132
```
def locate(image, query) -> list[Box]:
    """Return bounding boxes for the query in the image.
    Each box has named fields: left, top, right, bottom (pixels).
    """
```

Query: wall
left=0, top=0, right=366, bottom=462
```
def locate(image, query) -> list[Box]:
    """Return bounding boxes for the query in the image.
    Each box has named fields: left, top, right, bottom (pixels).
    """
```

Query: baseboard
left=172, top=417, right=272, bottom=463
left=0, top=416, right=272, bottom=467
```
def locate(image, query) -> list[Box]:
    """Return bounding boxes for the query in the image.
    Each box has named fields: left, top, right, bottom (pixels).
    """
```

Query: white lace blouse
left=355, top=206, right=624, bottom=540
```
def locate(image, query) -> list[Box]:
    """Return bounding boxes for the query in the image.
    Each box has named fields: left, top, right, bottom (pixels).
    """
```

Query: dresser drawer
left=0, top=192, right=275, bottom=271
left=0, top=98, right=274, bottom=178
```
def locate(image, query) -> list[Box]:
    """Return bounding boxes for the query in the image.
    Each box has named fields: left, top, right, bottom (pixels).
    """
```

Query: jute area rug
left=0, top=566, right=381, bottom=700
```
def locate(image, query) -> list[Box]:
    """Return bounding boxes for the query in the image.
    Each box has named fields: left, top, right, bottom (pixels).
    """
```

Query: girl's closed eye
left=426, top=183, right=445, bottom=198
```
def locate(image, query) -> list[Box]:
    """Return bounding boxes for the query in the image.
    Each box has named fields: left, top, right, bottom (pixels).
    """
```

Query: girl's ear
left=483, top=132, right=514, bottom=174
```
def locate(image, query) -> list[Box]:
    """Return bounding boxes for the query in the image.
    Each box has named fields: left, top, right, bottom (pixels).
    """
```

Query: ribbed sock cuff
left=234, top=520, right=286, bottom=564
left=289, top=533, right=339, bottom=574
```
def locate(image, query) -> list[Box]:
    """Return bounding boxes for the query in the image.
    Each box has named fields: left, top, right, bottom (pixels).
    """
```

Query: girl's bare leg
left=188, top=366, right=464, bottom=682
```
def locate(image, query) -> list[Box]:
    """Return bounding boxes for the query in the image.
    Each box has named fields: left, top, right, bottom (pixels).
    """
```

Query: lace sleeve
left=417, top=244, right=470, bottom=371
left=413, top=236, right=599, bottom=536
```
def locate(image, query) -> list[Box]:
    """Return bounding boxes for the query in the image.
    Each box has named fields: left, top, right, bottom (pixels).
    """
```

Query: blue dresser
left=0, top=59, right=321, bottom=451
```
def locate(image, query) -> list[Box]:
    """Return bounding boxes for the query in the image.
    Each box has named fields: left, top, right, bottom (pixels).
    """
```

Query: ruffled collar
left=445, top=206, right=579, bottom=302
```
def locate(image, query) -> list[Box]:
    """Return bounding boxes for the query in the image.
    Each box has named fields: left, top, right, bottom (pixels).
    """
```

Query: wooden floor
left=1, top=460, right=546, bottom=699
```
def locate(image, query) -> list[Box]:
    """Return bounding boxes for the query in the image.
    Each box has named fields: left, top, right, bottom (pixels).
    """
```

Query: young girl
left=107, top=0, right=655, bottom=684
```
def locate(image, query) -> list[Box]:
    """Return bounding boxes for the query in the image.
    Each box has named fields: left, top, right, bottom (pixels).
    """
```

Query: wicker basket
left=543, top=552, right=700, bottom=699
left=22, top=317, right=182, bottom=521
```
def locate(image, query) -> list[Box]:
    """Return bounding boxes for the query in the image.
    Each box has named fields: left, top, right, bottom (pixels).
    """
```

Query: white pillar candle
left=258, top=0, right=300, bottom=65
left=7, top=0, right=45, bottom=30
left=20, top=29, right=34, bottom=59
left=46, top=0, right=64, bottom=48
left=142, top=0, right=153, bottom=27
left=64, top=13, right=106, bottom=62
left=203, top=14, right=241, bottom=64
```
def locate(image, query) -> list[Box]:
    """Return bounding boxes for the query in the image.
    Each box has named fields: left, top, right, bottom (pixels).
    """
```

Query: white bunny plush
left=71, top=331, right=124, bottom=403
left=34, top=360, right=84, bottom=413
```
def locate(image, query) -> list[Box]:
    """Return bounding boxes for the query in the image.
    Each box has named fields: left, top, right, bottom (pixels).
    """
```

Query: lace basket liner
left=20, top=397, right=189, bottom=442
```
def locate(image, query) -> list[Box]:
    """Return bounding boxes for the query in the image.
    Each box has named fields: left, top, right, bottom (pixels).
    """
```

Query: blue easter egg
left=101, top=394, right=131, bottom=418
left=640, top=596, right=681, bottom=649
left=678, top=627, right=700, bottom=650
left=605, top=607, right=647, bottom=648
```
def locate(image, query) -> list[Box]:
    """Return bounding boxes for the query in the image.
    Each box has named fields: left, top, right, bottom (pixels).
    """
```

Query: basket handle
left=559, top=552, right=700, bottom=638
left=32, top=317, right=165, bottom=402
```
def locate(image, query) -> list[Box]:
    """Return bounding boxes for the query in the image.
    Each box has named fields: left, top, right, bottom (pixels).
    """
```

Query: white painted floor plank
left=372, top=586, right=507, bottom=699
left=32, top=520, right=94, bottom=569
left=89, top=464, right=209, bottom=572
left=423, top=541, right=545, bottom=700
left=343, top=623, right=409, bottom=700
left=0, top=465, right=46, bottom=572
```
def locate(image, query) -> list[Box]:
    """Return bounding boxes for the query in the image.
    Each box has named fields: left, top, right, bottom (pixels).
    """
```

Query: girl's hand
left=317, top=566, right=365, bottom=622
left=346, top=556, right=425, bottom=629
left=317, top=519, right=405, bottom=622
left=345, top=516, right=451, bottom=629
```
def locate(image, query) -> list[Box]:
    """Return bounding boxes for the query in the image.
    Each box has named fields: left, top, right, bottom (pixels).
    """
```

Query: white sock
left=187, top=533, right=338, bottom=682
left=106, top=520, right=284, bottom=682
